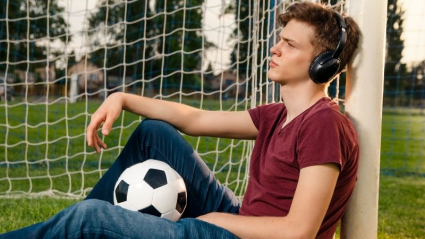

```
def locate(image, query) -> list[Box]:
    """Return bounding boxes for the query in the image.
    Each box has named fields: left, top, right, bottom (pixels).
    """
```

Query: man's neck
left=280, top=80, right=327, bottom=125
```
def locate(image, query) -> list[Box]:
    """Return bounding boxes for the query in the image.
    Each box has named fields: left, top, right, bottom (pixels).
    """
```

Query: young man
left=1, top=1, right=360, bottom=239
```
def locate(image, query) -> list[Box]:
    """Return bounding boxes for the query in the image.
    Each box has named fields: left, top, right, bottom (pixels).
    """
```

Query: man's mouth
left=270, top=59, right=278, bottom=67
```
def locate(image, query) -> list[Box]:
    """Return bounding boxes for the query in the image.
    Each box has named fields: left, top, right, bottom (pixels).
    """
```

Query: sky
left=56, top=0, right=425, bottom=71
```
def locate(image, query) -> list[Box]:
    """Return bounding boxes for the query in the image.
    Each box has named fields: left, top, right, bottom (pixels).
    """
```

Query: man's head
left=269, top=1, right=360, bottom=85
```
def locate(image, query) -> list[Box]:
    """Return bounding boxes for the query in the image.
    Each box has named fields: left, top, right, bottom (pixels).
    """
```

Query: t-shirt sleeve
left=248, top=104, right=281, bottom=130
left=296, top=110, right=347, bottom=171
left=248, top=107, right=261, bottom=130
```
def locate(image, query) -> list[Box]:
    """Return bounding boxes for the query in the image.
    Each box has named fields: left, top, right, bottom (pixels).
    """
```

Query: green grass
left=1, top=99, right=425, bottom=237
left=0, top=98, right=250, bottom=195
left=0, top=197, right=79, bottom=233
left=378, top=176, right=425, bottom=238
left=381, top=112, right=425, bottom=176
left=1, top=175, right=424, bottom=238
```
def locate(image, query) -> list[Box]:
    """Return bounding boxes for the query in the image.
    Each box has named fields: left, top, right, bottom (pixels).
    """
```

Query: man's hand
left=86, top=93, right=124, bottom=153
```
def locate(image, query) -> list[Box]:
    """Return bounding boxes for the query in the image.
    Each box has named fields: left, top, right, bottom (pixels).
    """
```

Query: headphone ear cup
left=309, top=51, right=341, bottom=84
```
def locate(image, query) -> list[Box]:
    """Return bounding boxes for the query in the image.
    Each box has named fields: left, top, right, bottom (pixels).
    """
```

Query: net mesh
left=0, top=0, right=287, bottom=198
left=381, top=0, right=425, bottom=177
left=5, top=0, right=419, bottom=200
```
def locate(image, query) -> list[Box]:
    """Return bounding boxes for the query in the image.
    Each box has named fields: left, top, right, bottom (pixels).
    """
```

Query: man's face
left=268, top=20, right=316, bottom=84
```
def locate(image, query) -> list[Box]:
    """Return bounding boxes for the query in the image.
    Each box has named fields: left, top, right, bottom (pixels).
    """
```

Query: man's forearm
left=117, top=92, right=201, bottom=133
left=117, top=92, right=257, bottom=139
left=197, top=212, right=313, bottom=239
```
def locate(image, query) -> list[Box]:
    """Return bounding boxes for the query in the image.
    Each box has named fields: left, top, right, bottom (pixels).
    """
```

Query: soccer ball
left=113, top=159, right=187, bottom=222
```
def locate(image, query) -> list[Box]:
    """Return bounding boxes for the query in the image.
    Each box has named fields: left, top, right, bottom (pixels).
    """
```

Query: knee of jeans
left=76, top=198, right=109, bottom=210
left=68, top=199, right=111, bottom=228
left=137, top=119, right=175, bottom=136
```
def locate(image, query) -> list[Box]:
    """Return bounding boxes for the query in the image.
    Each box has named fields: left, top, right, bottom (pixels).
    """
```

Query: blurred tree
left=225, top=1, right=257, bottom=78
left=409, top=60, right=425, bottom=106
left=87, top=0, right=154, bottom=81
left=87, top=0, right=211, bottom=91
left=203, top=62, right=215, bottom=92
left=152, top=0, right=212, bottom=90
left=0, top=0, right=69, bottom=74
left=224, top=0, right=279, bottom=102
left=384, top=0, right=409, bottom=105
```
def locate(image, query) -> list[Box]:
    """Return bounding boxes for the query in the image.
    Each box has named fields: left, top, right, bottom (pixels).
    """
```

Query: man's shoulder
left=248, top=103, right=285, bottom=129
left=298, top=98, right=356, bottom=134
left=304, top=98, right=346, bottom=122
left=255, top=102, right=285, bottom=110
left=249, top=102, right=285, bottom=117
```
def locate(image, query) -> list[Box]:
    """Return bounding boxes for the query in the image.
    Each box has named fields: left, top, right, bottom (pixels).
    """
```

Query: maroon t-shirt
left=239, top=97, right=359, bottom=239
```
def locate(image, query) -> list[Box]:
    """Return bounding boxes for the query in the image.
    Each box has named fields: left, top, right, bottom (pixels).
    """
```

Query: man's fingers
left=96, top=134, right=107, bottom=149
left=87, top=126, right=94, bottom=147
left=102, top=117, right=113, bottom=136
left=87, top=107, right=118, bottom=152
left=93, top=139, right=100, bottom=153
left=87, top=122, right=100, bottom=147
left=87, top=114, right=105, bottom=150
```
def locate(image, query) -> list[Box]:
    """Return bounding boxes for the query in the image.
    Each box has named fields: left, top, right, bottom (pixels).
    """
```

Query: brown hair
left=278, top=1, right=361, bottom=74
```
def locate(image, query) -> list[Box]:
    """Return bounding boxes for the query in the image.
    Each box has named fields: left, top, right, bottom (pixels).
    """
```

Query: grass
left=0, top=197, right=79, bottom=233
left=381, top=112, right=425, bottom=176
left=378, top=176, right=425, bottom=238
left=1, top=175, right=424, bottom=238
left=0, top=98, right=250, bottom=195
left=1, top=98, right=425, bottom=237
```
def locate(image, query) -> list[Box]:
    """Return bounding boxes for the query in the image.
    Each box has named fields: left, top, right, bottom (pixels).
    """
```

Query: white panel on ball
left=161, top=209, right=181, bottom=222
left=121, top=164, right=150, bottom=184
left=152, top=185, right=178, bottom=214
left=117, top=201, right=137, bottom=211
left=172, top=178, right=186, bottom=193
left=127, top=180, right=154, bottom=210
left=164, top=168, right=181, bottom=183
left=144, top=159, right=171, bottom=171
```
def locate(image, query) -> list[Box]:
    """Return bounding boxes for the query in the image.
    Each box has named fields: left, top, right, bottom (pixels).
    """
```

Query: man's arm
left=197, top=163, right=340, bottom=239
left=87, top=92, right=258, bottom=152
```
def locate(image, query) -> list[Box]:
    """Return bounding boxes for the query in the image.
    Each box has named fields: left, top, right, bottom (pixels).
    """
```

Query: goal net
left=0, top=0, right=288, bottom=198
left=0, top=0, right=348, bottom=199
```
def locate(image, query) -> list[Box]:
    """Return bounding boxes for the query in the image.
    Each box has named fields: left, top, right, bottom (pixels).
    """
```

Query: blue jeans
left=1, top=119, right=240, bottom=239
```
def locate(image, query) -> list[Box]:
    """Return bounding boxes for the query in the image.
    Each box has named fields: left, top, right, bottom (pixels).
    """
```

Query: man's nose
left=270, top=44, right=280, bottom=56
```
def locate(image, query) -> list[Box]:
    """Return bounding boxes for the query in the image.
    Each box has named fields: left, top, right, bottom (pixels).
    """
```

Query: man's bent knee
left=137, top=119, right=177, bottom=138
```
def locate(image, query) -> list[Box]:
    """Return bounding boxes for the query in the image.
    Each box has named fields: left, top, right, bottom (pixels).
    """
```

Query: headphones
left=309, top=12, right=347, bottom=84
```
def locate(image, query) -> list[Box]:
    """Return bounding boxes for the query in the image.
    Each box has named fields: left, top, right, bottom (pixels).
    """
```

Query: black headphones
left=309, top=12, right=347, bottom=84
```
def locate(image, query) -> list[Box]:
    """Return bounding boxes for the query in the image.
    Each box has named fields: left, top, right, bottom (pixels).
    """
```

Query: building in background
left=67, top=58, right=104, bottom=99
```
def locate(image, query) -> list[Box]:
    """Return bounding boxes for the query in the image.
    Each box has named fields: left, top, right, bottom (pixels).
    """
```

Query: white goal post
left=342, top=0, right=387, bottom=238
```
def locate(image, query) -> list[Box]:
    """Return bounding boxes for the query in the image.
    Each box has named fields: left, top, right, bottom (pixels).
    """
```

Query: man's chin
left=267, top=70, right=278, bottom=81
left=267, top=73, right=285, bottom=84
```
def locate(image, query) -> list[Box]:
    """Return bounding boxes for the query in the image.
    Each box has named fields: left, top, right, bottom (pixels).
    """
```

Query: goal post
left=342, top=0, right=387, bottom=238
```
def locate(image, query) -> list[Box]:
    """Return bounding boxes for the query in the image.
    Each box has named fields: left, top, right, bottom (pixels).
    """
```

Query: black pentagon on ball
left=176, top=191, right=187, bottom=213
left=115, top=180, right=130, bottom=203
left=139, top=205, right=162, bottom=217
left=143, top=169, right=167, bottom=189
